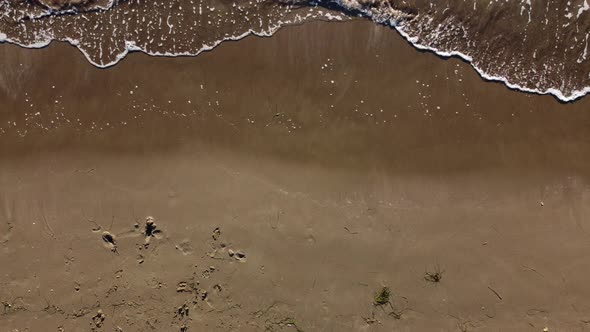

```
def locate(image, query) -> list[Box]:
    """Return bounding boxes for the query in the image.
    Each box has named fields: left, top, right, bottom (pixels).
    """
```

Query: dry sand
left=2, top=20, right=590, bottom=331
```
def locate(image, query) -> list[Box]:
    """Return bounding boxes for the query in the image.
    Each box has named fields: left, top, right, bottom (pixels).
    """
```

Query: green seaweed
left=373, top=287, right=391, bottom=306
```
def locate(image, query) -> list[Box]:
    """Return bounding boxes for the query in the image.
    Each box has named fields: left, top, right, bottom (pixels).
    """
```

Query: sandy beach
left=2, top=20, right=590, bottom=331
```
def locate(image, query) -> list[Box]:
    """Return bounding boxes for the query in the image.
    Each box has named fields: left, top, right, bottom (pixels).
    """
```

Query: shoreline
left=1, top=10, right=588, bottom=103
left=2, top=19, right=590, bottom=331
left=1, top=21, right=590, bottom=174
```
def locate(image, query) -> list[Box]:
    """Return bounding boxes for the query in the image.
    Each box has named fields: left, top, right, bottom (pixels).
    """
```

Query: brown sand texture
left=2, top=21, right=590, bottom=331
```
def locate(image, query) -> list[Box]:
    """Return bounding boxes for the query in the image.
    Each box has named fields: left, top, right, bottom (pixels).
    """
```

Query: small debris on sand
left=145, top=217, right=157, bottom=236
left=212, top=227, right=221, bottom=241
left=234, top=250, right=246, bottom=262
left=143, top=216, right=162, bottom=248
left=424, top=265, right=444, bottom=283
left=373, top=287, right=391, bottom=306
left=101, top=231, right=117, bottom=253
left=91, top=309, right=106, bottom=329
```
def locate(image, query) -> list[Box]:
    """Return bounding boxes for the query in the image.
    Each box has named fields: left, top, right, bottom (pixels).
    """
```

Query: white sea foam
left=578, top=0, right=589, bottom=18
left=0, top=1, right=588, bottom=102
left=21, top=0, right=119, bottom=21
left=0, top=10, right=321, bottom=70
left=392, top=23, right=590, bottom=102
left=328, top=0, right=590, bottom=102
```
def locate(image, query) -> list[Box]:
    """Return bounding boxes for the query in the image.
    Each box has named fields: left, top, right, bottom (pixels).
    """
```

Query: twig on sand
left=41, top=213, right=56, bottom=239
left=344, top=227, right=358, bottom=234
left=521, top=264, right=544, bottom=277
left=264, top=317, right=304, bottom=332
left=487, top=286, right=503, bottom=300
left=82, top=210, right=101, bottom=232
left=424, top=265, right=444, bottom=283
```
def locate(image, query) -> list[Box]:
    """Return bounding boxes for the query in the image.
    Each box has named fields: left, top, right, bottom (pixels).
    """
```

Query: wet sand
left=2, top=20, right=590, bottom=331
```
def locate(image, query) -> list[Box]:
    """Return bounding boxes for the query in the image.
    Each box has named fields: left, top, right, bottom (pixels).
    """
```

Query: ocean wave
left=0, top=0, right=588, bottom=102
left=0, top=0, right=346, bottom=68
left=320, top=0, right=590, bottom=102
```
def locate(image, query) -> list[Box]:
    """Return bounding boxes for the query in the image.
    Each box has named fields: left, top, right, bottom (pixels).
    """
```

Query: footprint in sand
left=209, top=227, right=247, bottom=262
left=201, top=266, right=216, bottom=279
left=175, top=239, right=193, bottom=255
left=207, top=227, right=228, bottom=259
left=174, top=303, right=190, bottom=319
left=0, top=220, right=13, bottom=244
left=228, top=249, right=247, bottom=262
